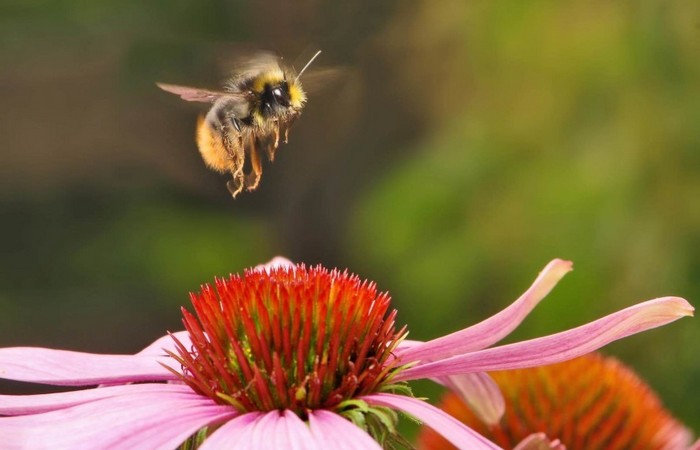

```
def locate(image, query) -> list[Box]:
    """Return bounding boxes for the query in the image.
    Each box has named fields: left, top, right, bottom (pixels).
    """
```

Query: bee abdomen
left=196, top=115, right=237, bottom=173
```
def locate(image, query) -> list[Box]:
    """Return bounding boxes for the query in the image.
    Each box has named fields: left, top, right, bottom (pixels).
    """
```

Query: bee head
left=259, top=78, right=306, bottom=118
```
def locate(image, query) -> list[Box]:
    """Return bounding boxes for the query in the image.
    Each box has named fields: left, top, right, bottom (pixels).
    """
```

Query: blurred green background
left=1, top=0, right=698, bottom=436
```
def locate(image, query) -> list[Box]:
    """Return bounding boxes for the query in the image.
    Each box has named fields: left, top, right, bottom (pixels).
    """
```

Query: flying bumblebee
left=157, top=50, right=321, bottom=197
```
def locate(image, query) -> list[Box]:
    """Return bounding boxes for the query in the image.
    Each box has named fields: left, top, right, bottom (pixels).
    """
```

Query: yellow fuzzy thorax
left=251, top=68, right=284, bottom=93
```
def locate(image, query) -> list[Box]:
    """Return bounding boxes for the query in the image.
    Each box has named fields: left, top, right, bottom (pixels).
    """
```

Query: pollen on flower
left=165, top=264, right=408, bottom=418
left=416, top=352, right=693, bottom=450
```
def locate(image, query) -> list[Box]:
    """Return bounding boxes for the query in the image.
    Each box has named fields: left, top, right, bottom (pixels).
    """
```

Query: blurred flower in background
left=416, top=352, right=699, bottom=450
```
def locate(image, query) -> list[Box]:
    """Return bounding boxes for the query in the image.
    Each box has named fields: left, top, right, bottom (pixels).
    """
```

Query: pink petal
left=197, top=412, right=262, bottom=450
left=440, top=372, right=505, bottom=425
left=396, top=339, right=423, bottom=351
left=398, top=259, right=573, bottom=364
left=653, top=419, right=693, bottom=449
left=137, top=331, right=191, bottom=356
left=200, top=410, right=324, bottom=450
left=513, top=433, right=565, bottom=450
left=363, top=393, right=501, bottom=450
left=0, top=382, right=194, bottom=415
left=0, top=386, right=237, bottom=450
left=272, top=410, right=322, bottom=450
left=247, top=411, right=281, bottom=449
left=396, top=297, right=693, bottom=381
left=690, top=439, right=700, bottom=450
left=308, top=410, right=384, bottom=450
left=0, top=347, right=178, bottom=386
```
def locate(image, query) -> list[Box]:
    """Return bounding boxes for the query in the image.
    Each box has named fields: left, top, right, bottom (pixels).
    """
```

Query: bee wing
left=225, top=52, right=287, bottom=88
left=296, top=67, right=346, bottom=93
left=156, top=83, right=249, bottom=103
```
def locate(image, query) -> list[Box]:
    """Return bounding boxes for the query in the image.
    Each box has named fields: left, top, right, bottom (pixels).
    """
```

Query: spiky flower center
left=168, top=265, right=408, bottom=418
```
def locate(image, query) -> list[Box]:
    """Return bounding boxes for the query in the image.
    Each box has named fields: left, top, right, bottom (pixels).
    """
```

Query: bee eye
left=273, top=88, right=283, bottom=98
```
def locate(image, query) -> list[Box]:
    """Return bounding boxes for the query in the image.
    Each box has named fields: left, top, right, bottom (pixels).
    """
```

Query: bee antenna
left=295, top=50, right=322, bottom=82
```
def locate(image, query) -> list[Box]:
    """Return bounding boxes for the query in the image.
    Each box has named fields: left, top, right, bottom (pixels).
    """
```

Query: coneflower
left=0, top=258, right=693, bottom=449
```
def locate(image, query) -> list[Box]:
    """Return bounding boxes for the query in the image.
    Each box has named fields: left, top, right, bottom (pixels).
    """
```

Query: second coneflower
left=0, top=258, right=694, bottom=449
left=416, top=352, right=699, bottom=450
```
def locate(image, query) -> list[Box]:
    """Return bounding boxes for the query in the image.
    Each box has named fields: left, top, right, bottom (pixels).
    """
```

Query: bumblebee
left=157, top=51, right=321, bottom=197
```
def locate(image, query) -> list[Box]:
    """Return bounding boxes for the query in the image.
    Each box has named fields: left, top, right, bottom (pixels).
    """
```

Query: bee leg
left=228, top=117, right=245, bottom=162
left=273, top=120, right=280, bottom=149
left=245, top=139, right=263, bottom=191
left=225, top=127, right=246, bottom=199
left=283, top=115, right=298, bottom=144
left=229, top=146, right=246, bottom=198
left=263, top=122, right=281, bottom=163
left=230, top=147, right=245, bottom=195
left=224, top=118, right=246, bottom=189
left=231, top=142, right=244, bottom=178
left=226, top=177, right=244, bottom=198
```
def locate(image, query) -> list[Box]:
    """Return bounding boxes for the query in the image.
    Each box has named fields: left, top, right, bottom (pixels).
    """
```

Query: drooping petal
left=363, top=393, right=501, bottom=450
left=0, top=347, right=177, bottom=386
left=440, top=372, right=505, bottom=426
left=308, top=410, right=384, bottom=450
left=513, top=433, right=565, bottom=450
left=0, top=382, right=193, bottom=415
left=398, top=259, right=573, bottom=364
left=396, top=297, right=693, bottom=381
left=0, top=386, right=238, bottom=450
left=137, top=331, right=191, bottom=356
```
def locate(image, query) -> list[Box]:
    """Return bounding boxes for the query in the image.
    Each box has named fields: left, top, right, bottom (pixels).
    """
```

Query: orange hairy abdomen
left=195, top=115, right=232, bottom=173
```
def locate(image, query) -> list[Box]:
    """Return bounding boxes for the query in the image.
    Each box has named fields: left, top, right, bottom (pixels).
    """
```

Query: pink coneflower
left=0, top=258, right=694, bottom=449
left=416, top=352, right=699, bottom=450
